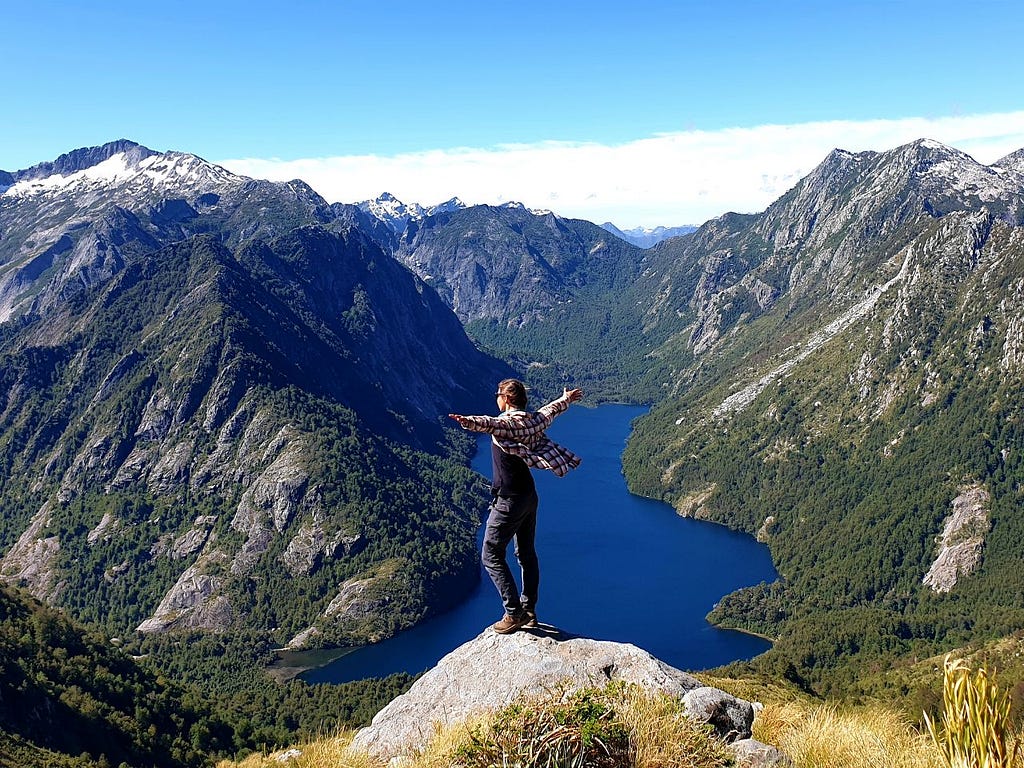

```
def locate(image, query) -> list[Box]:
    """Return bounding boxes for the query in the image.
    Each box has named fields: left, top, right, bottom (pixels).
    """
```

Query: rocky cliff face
left=393, top=203, right=646, bottom=327
left=923, top=485, right=991, bottom=594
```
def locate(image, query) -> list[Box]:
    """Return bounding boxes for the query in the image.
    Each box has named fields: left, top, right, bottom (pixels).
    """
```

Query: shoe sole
left=492, top=624, right=521, bottom=634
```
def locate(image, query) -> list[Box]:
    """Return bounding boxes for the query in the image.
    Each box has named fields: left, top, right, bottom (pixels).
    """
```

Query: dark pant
left=481, top=491, right=539, bottom=617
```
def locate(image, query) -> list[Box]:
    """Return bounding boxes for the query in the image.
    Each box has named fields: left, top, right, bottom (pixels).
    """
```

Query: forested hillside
left=621, top=140, right=1024, bottom=693
left=0, top=583, right=235, bottom=767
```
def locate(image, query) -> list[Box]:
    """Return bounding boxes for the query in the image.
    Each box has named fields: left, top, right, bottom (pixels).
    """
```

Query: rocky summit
left=351, top=627, right=768, bottom=762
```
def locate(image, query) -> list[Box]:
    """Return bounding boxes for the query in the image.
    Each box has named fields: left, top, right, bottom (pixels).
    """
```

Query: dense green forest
left=0, top=583, right=234, bottom=768
left=0, top=583, right=417, bottom=767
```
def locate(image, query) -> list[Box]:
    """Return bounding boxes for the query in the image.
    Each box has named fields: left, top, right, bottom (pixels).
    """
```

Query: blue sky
left=4, top=0, right=1024, bottom=227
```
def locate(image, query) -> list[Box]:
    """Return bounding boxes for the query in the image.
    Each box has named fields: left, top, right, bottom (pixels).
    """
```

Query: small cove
left=297, top=404, right=777, bottom=684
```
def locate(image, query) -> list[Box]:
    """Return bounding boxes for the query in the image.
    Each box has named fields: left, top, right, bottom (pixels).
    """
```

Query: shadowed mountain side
left=0, top=226, right=510, bottom=644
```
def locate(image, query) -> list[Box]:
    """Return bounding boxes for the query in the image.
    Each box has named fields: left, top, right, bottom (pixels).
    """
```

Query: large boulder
left=351, top=627, right=757, bottom=760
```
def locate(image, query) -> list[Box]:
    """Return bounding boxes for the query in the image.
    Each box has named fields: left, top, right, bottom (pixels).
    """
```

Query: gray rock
left=730, top=738, right=794, bottom=767
left=923, top=484, right=991, bottom=593
left=351, top=629, right=755, bottom=761
left=682, top=685, right=755, bottom=741
left=0, top=500, right=62, bottom=601
left=136, top=550, right=233, bottom=632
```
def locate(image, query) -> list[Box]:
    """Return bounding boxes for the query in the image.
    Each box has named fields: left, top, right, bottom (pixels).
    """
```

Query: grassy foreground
left=217, top=657, right=1024, bottom=768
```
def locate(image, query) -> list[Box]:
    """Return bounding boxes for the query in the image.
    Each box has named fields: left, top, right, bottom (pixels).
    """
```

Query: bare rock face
left=351, top=629, right=756, bottom=761
left=135, top=551, right=233, bottom=633
left=285, top=569, right=393, bottom=649
left=0, top=501, right=62, bottom=601
left=923, top=484, right=991, bottom=593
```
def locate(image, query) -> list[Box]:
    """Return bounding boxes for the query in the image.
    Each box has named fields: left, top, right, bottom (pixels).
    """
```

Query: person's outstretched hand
left=564, top=387, right=583, bottom=403
left=448, top=413, right=474, bottom=429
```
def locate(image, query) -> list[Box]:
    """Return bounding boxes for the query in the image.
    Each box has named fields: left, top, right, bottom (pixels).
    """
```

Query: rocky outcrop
left=285, top=568, right=394, bottom=649
left=731, top=738, right=794, bottom=767
left=351, top=629, right=759, bottom=761
left=0, top=500, right=62, bottom=601
left=135, top=550, right=233, bottom=633
left=281, top=519, right=363, bottom=577
left=923, top=484, right=991, bottom=593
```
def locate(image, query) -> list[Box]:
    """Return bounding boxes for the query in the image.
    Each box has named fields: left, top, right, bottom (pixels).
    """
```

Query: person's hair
left=497, top=378, right=528, bottom=409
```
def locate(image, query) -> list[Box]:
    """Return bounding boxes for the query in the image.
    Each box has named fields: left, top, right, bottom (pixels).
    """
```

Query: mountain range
left=600, top=221, right=698, bottom=248
left=4, top=134, right=1024, bottom=761
left=622, top=138, right=1024, bottom=691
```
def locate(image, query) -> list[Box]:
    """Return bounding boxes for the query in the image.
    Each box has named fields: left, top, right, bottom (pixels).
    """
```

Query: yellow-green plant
left=453, top=688, right=630, bottom=768
left=924, top=654, right=1019, bottom=768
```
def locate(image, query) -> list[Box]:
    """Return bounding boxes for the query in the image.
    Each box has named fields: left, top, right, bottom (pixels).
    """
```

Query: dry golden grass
left=613, top=685, right=732, bottom=768
left=216, top=666, right=1024, bottom=768
left=766, top=702, right=943, bottom=768
left=214, top=731, right=382, bottom=768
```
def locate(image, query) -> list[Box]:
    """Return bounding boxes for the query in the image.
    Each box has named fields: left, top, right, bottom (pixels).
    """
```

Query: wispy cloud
left=219, top=112, right=1024, bottom=229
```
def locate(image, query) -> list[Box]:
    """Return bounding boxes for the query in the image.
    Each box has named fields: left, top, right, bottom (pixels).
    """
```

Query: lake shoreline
left=297, top=404, right=777, bottom=685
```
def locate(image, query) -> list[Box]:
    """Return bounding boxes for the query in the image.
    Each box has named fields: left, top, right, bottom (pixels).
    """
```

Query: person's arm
left=536, top=387, right=583, bottom=423
left=448, top=413, right=508, bottom=435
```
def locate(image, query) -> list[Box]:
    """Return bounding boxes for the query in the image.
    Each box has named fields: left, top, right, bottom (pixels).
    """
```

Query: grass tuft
left=924, top=654, right=1021, bottom=768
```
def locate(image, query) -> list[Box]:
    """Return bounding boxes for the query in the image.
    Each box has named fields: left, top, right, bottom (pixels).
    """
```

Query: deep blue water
left=301, top=404, right=776, bottom=684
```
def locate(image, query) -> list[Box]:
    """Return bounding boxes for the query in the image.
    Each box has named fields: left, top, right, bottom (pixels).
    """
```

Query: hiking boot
left=522, top=609, right=538, bottom=628
left=492, top=612, right=529, bottom=634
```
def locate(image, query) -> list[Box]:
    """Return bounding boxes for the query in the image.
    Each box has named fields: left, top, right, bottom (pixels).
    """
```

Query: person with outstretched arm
left=449, top=378, right=583, bottom=634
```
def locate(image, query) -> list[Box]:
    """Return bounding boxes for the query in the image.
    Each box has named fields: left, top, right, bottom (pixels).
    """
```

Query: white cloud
left=219, top=111, right=1024, bottom=229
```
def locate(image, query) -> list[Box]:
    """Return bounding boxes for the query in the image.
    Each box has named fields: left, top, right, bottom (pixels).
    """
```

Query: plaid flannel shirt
left=458, top=392, right=582, bottom=477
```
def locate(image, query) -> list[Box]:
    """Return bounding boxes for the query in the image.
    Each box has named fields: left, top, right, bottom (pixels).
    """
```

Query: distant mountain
left=356, top=192, right=467, bottom=236
left=391, top=203, right=667, bottom=399
left=0, top=139, right=339, bottom=323
left=6, top=138, right=159, bottom=182
left=993, top=146, right=1024, bottom=173
left=0, top=142, right=510, bottom=649
left=600, top=221, right=697, bottom=248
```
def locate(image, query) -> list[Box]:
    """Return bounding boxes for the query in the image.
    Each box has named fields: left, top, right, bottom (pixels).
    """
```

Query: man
left=449, top=379, right=583, bottom=633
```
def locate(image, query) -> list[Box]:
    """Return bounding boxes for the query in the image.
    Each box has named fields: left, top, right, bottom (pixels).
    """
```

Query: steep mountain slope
left=621, top=139, right=1024, bottom=691
left=0, top=143, right=511, bottom=649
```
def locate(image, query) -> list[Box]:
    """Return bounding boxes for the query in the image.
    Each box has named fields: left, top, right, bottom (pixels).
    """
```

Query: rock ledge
left=352, top=627, right=757, bottom=761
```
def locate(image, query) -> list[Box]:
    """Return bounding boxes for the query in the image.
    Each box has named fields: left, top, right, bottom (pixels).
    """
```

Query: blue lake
left=302, top=404, right=776, bottom=684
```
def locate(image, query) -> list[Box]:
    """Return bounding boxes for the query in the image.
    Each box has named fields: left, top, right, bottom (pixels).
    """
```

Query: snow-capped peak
left=359, top=193, right=426, bottom=221
left=3, top=147, right=243, bottom=201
